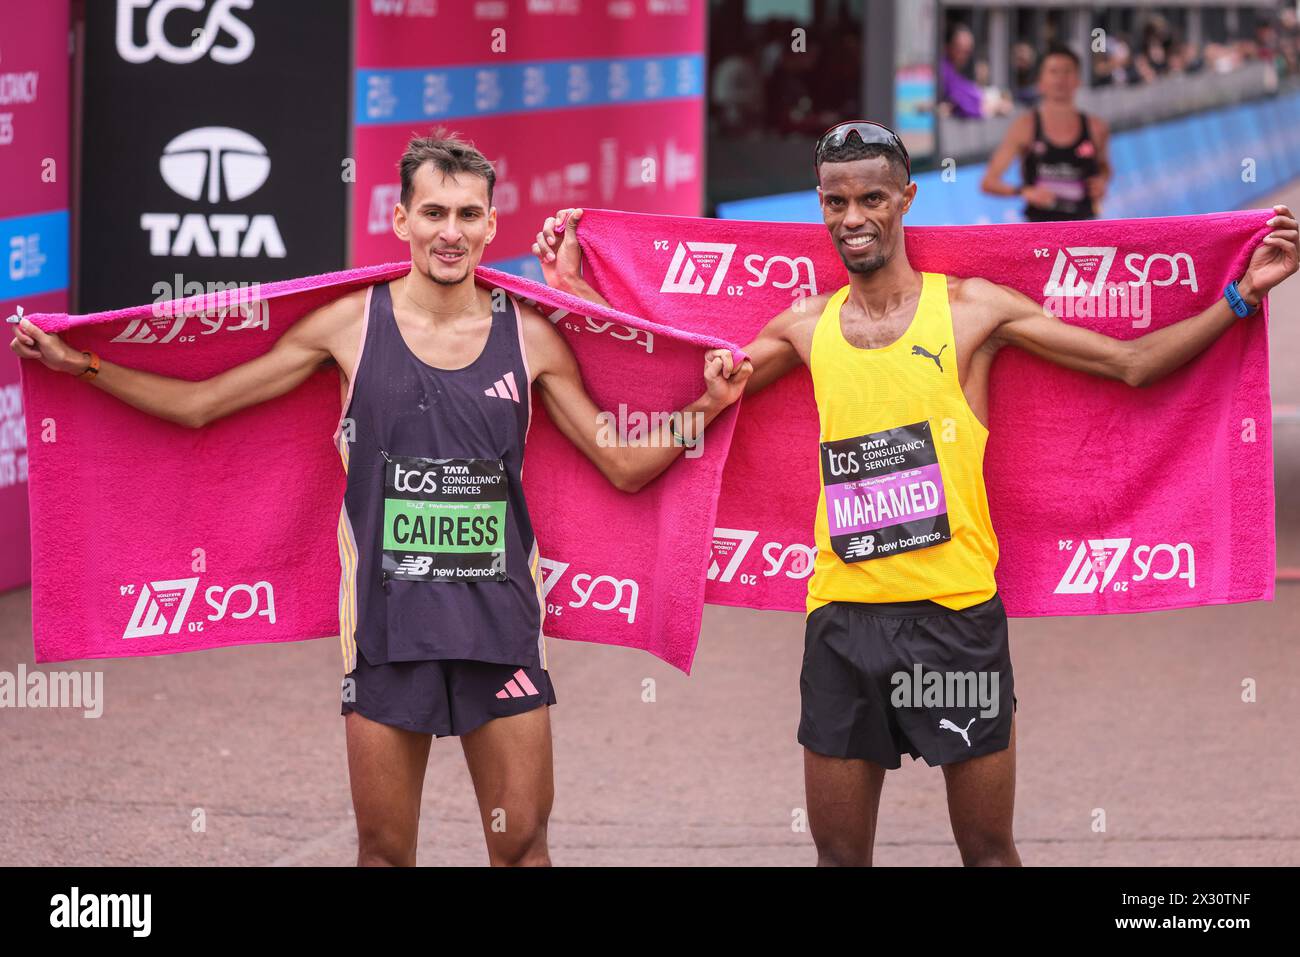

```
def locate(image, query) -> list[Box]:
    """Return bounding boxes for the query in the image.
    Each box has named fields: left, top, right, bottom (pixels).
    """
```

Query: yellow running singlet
left=806, top=272, right=999, bottom=615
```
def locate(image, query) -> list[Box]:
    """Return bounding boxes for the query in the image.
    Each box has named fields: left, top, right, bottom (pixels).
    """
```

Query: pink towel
left=576, top=207, right=1275, bottom=619
left=21, top=261, right=743, bottom=672
left=20, top=208, right=1274, bottom=673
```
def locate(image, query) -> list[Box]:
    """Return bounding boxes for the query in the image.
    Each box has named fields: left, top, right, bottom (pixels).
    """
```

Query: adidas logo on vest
left=484, top=371, right=520, bottom=402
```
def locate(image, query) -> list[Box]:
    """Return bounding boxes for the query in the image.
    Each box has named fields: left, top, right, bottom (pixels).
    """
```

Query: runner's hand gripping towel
left=20, top=209, right=1276, bottom=672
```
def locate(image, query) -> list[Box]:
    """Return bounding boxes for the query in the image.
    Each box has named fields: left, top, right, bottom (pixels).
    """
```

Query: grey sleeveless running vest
left=334, top=280, right=545, bottom=670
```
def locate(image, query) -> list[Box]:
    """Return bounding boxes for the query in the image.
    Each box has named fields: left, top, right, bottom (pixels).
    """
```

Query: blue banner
left=0, top=210, right=69, bottom=303
left=356, top=54, right=705, bottom=125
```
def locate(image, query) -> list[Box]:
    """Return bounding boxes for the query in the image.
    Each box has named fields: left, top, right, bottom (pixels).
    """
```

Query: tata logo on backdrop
left=160, top=126, right=270, bottom=201
left=116, top=0, right=256, bottom=65
left=141, top=127, right=286, bottom=258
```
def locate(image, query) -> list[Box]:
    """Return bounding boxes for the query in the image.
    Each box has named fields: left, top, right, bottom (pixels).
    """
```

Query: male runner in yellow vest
left=533, top=122, right=1296, bottom=866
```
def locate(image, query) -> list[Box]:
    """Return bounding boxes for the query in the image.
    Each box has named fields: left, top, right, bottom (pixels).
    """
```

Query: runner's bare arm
left=1087, top=116, right=1112, bottom=200
left=520, top=305, right=748, bottom=493
left=535, top=205, right=798, bottom=409
left=8, top=291, right=362, bottom=427
left=973, top=278, right=1135, bottom=382
left=985, top=205, right=1297, bottom=386
left=727, top=302, right=810, bottom=395
left=980, top=111, right=1033, bottom=198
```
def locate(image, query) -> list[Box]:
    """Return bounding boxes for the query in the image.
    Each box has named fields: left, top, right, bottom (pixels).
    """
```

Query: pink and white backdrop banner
left=350, top=0, right=705, bottom=278
left=1, top=0, right=69, bottom=592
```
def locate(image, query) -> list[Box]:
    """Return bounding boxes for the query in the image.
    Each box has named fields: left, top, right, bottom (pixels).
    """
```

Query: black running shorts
left=799, top=593, right=1016, bottom=768
left=341, top=649, right=556, bottom=737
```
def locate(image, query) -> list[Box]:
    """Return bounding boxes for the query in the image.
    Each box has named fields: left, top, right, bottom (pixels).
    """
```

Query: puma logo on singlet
left=911, top=343, right=947, bottom=372
left=939, top=717, right=976, bottom=747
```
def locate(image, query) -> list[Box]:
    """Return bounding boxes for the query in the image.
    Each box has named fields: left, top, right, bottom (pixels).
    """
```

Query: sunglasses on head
left=814, top=120, right=911, bottom=182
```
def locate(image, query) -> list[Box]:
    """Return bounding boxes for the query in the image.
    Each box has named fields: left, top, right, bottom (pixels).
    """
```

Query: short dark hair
left=398, top=127, right=495, bottom=209
left=1037, top=42, right=1081, bottom=74
left=945, top=21, right=972, bottom=46
left=816, top=133, right=909, bottom=188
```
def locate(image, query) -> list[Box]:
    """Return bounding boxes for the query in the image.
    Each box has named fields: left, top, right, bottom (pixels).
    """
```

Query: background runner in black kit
left=1020, top=109, right=1100, bottom=222
left=341, top=281, right=544, bottom=668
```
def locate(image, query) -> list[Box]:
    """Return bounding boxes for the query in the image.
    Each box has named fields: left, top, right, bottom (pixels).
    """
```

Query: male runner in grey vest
left=10, top=132, right=751, bottom=866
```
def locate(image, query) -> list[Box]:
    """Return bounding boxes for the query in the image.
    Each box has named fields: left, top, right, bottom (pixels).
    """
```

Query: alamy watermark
left=0, top=665, right=103, bottom=718
left=50, top=887, right=150, bottom=937
left=1044, top=280, right=1153, bottom=328
left=596, top=403, right=706, bottom=459
left=151, top=273, right=267, bottom=326
left=890, top=664, right=1000, bottom=719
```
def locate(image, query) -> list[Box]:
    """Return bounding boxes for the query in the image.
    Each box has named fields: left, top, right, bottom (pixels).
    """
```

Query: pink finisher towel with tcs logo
left=20, top=208, right=1276, bottom=673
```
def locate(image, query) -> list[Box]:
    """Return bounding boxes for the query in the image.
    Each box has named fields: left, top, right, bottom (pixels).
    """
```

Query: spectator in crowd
left=710, top=42, right=764, bottom=137
left=1109, top=37, right=1138, bottom=84
left=757, top=20, right=787, bottom=81
left=1176, top=40, right=1204, bottom=74
left=1012, top=41, right=1040, bottom=105
left=766, top=37, right=822, bottom=134
left=1091, top=46, right=1117, bottom=88
left=1255, top=21, right=1279, bottom=64
left=755, top=17, right=862, bottom=136
left=939, top=22, right=985, bottom=118
left=1135, top=14, right=1173, bottom=79
left=1278, top=32, right=1299, bottom=77
left=709, top=5, right=1300, bottom=147
left=1201, top=41, right=1242, bottom=73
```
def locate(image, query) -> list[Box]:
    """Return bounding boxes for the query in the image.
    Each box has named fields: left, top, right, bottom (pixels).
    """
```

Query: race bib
left=381, top=455, right=508, bottom=582
left=819, top=420, right=951, bottom=563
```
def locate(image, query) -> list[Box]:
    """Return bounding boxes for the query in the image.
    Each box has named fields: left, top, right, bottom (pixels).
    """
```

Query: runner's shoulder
left=291, top=286, right=368, bottom=343
left=769, top=290, right=834, bottom=335
left=510, top=294, right=578, bottom=379
left=1086, top=113, right=1110, bottom=138
left=946, top=274, right=1022, bottom=312
left=947, top=275, right=1040, bottom=340
left=512, top=297, right=566, bottom=350
left=281, top=287, right=369, bottom=370
left=513, top=296, right=551, bottom=329
left=1006, top=109, right=1036, bottom=139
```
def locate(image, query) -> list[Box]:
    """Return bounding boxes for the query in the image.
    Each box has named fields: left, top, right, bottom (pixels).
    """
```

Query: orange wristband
left=76, top=350, right=100, bottom=381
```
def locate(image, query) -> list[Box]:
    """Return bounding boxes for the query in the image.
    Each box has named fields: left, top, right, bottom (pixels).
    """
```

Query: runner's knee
left=356, top=822, right=418, bottom=867
left=485, top=813, right=549, bottom=866
left=955, top=829, right=1018, bottom=866
left=811, top=829, right=874, bottom=867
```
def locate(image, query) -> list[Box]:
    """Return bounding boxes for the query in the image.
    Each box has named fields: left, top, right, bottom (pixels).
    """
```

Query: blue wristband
left=1224, top=280, right=1258, bottom=317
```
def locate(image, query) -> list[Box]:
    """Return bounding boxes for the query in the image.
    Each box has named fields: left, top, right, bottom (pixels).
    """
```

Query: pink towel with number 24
left=20, top=208, right=1276, bottom=672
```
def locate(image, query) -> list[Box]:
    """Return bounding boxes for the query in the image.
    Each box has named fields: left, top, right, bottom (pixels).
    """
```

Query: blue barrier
left=717, top=89, right=1300, bottom=225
